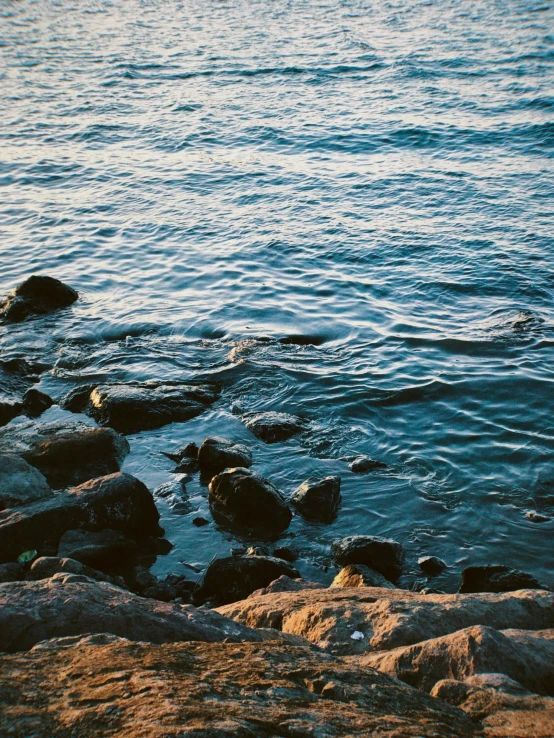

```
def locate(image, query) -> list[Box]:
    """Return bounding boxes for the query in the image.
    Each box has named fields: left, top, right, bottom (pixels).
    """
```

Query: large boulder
left=62, top=381, right=220, bottom=434
left=209, top=467, right=292, bottom=534
left=0, top=420, right=130, bottom=489
left=331, top=564, right=396, bottom=589
left=242, top=410, right=307, bottom=443
left=331, top=535, right=406, bottom=582
left=291, top=475, right=341, bottom=521
left=0, top=455, right=52, bottom=510
left=196, top=555, right=299, bottom=605
left=459, top=565, right=550, bottom=593
left=0, top=275, right=78, bottom=323
left=197, top=436, right=252, bottom=473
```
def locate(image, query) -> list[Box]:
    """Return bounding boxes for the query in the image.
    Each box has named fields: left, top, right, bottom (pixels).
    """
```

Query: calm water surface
left=1, top=0, right=553, bottom=589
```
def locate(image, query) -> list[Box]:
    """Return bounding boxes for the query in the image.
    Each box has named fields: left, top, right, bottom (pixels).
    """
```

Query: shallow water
left=1, top=0, right=553, bottom=590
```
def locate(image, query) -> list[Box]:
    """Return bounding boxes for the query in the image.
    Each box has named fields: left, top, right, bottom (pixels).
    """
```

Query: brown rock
left=291, top=475, right=341, bottom=522
left=331, top=564, right=396, bottom=589
left=249, top=575, right=326, bottom=597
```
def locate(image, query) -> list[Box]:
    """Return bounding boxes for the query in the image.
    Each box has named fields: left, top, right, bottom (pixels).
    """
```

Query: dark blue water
left=1, top=0, right=553, bottom=590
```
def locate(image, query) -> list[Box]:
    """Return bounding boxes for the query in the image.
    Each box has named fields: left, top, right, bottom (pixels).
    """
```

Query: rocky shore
left=1, top=277, right=553, bottom=736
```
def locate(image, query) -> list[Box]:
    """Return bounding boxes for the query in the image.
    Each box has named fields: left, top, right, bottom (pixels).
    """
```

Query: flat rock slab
left=0, top=634, right=476, bottom=737
left=218, top=587, right=554, bottom=656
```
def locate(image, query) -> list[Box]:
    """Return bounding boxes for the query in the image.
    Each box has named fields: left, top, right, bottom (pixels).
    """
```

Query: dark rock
left=192, top=516, right=209, bottom=527
left=459, top=565, right=550, bottom=594
left=142, top=581, right=179, bottom=602
left=130, top=565, right=158, bottom=593
left=526, top=510, right=550, bottom=523
left=247, top=545, right=269, bottom=556
left=196, top=555, right=300, bottom=605
left=419, top=556, right=447, bottom=576
left=26, top=556, right=125, bottom=588
left=242, top=411, right=307, bottom=443
left=63, top=382, right=220, bottom=434
left=198, top=436, right=252, bottom=473
left=209, top=467, right=292, bottom=535
left=162, top=442, right=199, bottom=463
left=0, top=400, right=22, bottom=428
left=0, top=562, right=25, bottom=583
left=349, top=456, right=387, bottom=473
left=173, top=458, right=200, bottom=473
left=273, top=546, right=298, bottom=562
left=154, top=478, right=191, bottom=514
left=0, top=455, right=52, bottom=510
left=0, top=275, right=78, bottom=323
left=331, top=535, right=406, bottom=582
left=279, top=335, right=325, bottom=346
left=164, top=574, right=196, bottom=600
left=331, top=564, right=396, bottom=589
left=250, top=575, right=326, bottom=596
left=0, top=358, right=51, bottom=378
left=291, top=475, right=341, bottom=522
left=22, top=389, right=54, bottom=418
left=57, top=529, right=139, bottom=572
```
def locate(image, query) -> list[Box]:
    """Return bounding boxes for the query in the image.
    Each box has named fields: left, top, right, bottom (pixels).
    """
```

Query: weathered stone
left=22, top=389, right=53, bottom=418
left=198, top=436, right=252, bottom=472
left=57, top=529, right=139, bottom=572
left=0, top=562, right=24, bottom=583
left=26, top=556, right=124, bottom=588
left=0, top=455, right=52, bottom=510
left=209, top=467, right=292, bottom=534
left=242, top=410, right=307, bottom=443
left=291, top=475, right=341, bottom=521
left=331, top=564, right=396, bottom=589
left=349, top=456, right=387, bottom=473
left=419, top=556, right=447, bottom=576
left=331, top=535, right=406, bottom=582
left=459, top=565, right=550, bottom=594
left=196, top=555, right=299, bottom=605
left=0, top=275, right=78, bottom=323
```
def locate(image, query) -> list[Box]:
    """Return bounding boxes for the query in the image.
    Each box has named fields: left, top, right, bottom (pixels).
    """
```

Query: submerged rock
left=291, top=475, right=341, bottom=521
left=418, top=556, right=447, bottom=576
left=0, top=275, right=78, bottom=323
left=209, top=467, right=292, bottom=534
left=459, top=565, right=550, bottom=594
left=331, top=564, right=396, bottom=589
left=331, top=535, right=406, bottom=582
left=242, top=410, right=307, bottom=443
left=0, top=455, right=52, bottom=510
left=197, top=436, right=252, bottom=473
left=349, top=456, right=387, bottom=473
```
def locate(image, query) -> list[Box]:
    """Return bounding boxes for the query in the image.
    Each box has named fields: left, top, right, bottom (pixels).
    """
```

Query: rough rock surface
left=459, top=564, right=550, bottom=593
left=0, top=573, right=289, bottom=652
left=242, top=410, right=307, bottom=443
left=249, top=575, right=326, bottom=597
left=291, top=475, right=341, bottom=521
left=209, top=467, right=292, bottom=534
left=198, top=436, right=253, bottom=473
left=331, top=564, right=396, bottom=589
left=0, top=455, right=52, bottom=510
left=0, top=420, right=130, bottom=488
left=0, top=275, right=78, bottom=323
left=0, top=635, right=476, bottom=737
left=331, top=535, right=406, bottom=582
left=218, top=587, right=554, bottom=655
left=63, top=381, right=220, bottom=434
left=26, top=556, right=124, bottom=587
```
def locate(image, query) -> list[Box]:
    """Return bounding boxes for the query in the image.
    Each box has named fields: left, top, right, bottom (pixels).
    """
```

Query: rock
left=459, top=565, right=550, bottom=594
left=331, top=564, right=396, bottom=589
left=209, top=467, right=292, bottom=534
left=192, top=516, right=209, bottom=527
left=198, top=436, right=252, bottom=472
left=22, top=389, right=53, bottom=418
left=141, top=581, right=179, bottom=602
left=57, top=529, right=139, bottom=572
left=196, top=555, right=300, bottom=605
left=419, top=556, right=447, bottom=576
left=242, top=410, right=307, bottom=443
left=526, top=510, right=550, bottom=523
left=0, top=400, right=22, bottom=428
left=0, top=472, right=162, bottom=563
left=63, top=381, right=220, bottom=434
left=0, top=563, right=24, bottom=583
left=0, top=636, right=477, bottom=738
left=0, top=420, right=130, bottom=489
left=162, top=442, right=199, bottom=463
left=331, top=535, right=406, bottom=582
left=0, top=573, right=293, bottom=652
left=129, top=565, right=158, bottom=593
left=26, top=556, right=124, bottom=588
left=0, top=275, right=78, bottom=323
left=247, top=545, right=269, bottom=556
left=249, top=575, right=326, bottom=597
left=0, top=455, right=52, bottom=510
left=362, top=625, right=554, bottom=696
left=273, top=546, right=298, bottom=562
left=349, top=456, right=387, bottom=473
left=153, top=477, right=191, bottom=514
left=291, top=475, right=341, bottom=521
left=218, top=587, right=554, bottom=656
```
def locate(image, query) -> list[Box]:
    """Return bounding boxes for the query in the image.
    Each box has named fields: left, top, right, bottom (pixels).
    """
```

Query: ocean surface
left=1, top=0, right=553, bottom=590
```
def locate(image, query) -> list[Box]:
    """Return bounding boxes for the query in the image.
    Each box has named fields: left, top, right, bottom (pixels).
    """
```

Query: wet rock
left=198, top=436, right=252, bottom=473
left=291, top=475, right=341, bottom=521
left=162, top=441, right=198, bottom=463
left=0, top=455, right=52, bottom=510
left=0, top=562, right=25, bottom=583
left=459, top=565, right=550, bottom=594
left=153, top=477, right=191, bottom=514
left=331, top=535, right=406, bottom=582
left=331, top=564, right=396, bottom=589
left=0, top=275, right=78, bottom=323
left=192, top=516, right=209, bottom=527
left=0, top=420, right=130, bottom=489
left=279, top=334, right=326, bottom=346
left=63, top=381, right=220, bottom=434
left=22, top=389, right=53, bottom=418
left=273, top=546, right=298, bottom=562
left=247, top=545, right=269, bottom=556
left=0, top=400, right=22, bottom=428
left=0, top=573, right=290, bottom=652
left=526, top=510, right=550, bottom=523
left=196, top=555, right=299, bottom=605
left=26, top=556, right=125, bottom=588
left=57, top=529, right=139, bottom=572
left=242, top=410, right=307, bottom=443
left=418, top=556, right=447, bottom=576
left=209, top=467, right=292, bottom=534
left=349, top=456, right=387, bottom=473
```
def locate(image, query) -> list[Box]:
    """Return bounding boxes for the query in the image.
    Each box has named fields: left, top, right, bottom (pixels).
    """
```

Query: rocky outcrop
left=62, top=381, right=220, bottom=434
left=0, top=455, right=52, bottom=510
left=331, top=564, right=396, bottom=589
left=331, top=535, right=406, bottom=582
left=291, top=475, right=341, bottom=521
left=197, top=435, right=252, bottom=472
left=0, top=634, right=476, bottom=737
left=218, top=587, right=554, bottom=655
left=0, top=275, right=78, bottom=323
left=209, top=467, right=292, bottom=534
left=459, top=564, right=550, bottom=593
left=0, top=420, right=130, bottom=488
left=242, top=410, right=307, bottom=443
